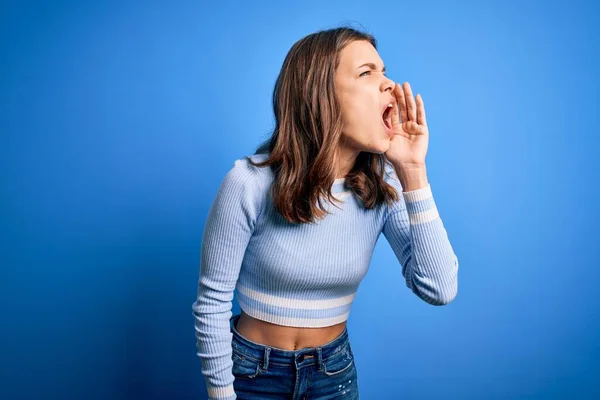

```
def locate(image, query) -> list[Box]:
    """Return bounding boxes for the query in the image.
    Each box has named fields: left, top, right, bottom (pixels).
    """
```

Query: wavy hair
left=246, top=25, right=400, bottom=224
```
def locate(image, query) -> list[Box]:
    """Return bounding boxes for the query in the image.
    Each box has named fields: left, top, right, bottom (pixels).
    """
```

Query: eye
left=359, top=70, right=386, bottom=77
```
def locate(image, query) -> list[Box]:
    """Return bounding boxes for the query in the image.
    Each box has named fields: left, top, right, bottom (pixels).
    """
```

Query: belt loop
left=316, top=347, right=323, bottom=371
left=263, top=347, right=271, bottom=370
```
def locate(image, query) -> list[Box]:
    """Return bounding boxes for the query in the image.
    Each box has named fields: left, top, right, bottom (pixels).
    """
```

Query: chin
left=364, top=138, right=390, bottom=154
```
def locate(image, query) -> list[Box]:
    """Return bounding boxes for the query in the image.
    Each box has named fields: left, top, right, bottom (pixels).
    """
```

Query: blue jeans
left=229, top=313, right=360, bottom=399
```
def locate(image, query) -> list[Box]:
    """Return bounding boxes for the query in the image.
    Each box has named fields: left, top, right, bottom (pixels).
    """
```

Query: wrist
left=393, top=164, right=428, bottom=192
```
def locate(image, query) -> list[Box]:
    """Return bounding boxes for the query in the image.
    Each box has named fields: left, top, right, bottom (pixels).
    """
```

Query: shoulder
left=229, top=153, right=273, bottom=184
left=212, top=154, right=273, bottom=222
left=221, top=153, right=274, bottom=201
left=234, top=152, right=270, bottom=170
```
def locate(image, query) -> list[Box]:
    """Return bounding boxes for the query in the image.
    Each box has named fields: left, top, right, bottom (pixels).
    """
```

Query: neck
left=335, top=144, right=359, bottom=179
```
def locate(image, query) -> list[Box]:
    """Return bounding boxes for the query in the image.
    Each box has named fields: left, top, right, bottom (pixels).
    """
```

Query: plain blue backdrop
left=2, top=1, right=599, bottom=399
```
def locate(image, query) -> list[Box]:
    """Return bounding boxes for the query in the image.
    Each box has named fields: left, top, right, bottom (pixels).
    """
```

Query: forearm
left=384, top=182, right=459, bottom=305
left=383, top=162, right=459, bottom=305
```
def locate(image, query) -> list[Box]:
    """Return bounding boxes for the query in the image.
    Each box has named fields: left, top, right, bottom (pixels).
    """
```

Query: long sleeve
left=382, top=165, right=459, bottom=305
left=191, top=158, right=265, bottom=400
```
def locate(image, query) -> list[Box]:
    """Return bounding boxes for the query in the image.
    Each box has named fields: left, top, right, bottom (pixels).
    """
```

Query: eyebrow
left=356, top=63, right=386, bottom=73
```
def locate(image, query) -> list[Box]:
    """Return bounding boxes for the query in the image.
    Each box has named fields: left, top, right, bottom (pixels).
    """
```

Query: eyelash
left=360, top=70, right=386, bottom=77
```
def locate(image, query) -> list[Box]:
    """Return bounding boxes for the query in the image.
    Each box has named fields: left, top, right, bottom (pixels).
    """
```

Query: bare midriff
left=235, top=309, right=347, bottom=353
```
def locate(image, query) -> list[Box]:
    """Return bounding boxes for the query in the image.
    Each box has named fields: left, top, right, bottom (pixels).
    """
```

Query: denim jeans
left=229, top=313, right=360, bottom=399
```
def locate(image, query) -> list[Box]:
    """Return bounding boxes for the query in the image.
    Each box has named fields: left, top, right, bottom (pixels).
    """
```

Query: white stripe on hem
left=237, top=282, right=356, bottom=310
left=238, top=299, right=350, bottom=328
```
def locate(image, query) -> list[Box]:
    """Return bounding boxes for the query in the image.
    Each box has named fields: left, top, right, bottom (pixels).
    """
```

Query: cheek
left=353, top=91, right=378, bottom=119
left=338, top=88, right=379, bottom=135
left=343, top=99, right=375, bottom=127
left=340, top=100, right=358, bottom=127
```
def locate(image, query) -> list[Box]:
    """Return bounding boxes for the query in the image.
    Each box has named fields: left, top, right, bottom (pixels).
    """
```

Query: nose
left=381, top=75, right=395, bottom=93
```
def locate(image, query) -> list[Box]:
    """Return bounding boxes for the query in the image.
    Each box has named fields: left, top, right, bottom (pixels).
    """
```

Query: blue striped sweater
left=191, top=153, right=459, bottom=399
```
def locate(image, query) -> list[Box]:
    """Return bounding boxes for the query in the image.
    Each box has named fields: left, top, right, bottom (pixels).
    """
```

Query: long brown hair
left=246, top=26, right=400, bottom=224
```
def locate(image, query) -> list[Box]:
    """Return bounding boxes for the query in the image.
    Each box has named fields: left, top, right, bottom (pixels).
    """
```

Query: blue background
left=2, top=1, right=599, bottom=399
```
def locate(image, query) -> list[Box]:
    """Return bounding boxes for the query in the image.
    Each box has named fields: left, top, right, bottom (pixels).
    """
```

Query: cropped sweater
left=191, top=153, right=459, bottom=399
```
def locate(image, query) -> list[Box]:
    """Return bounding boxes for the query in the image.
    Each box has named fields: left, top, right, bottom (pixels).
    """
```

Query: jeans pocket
left=231, top=349, right=263, bottom=379
left=321, top=345, right=355, bottom=376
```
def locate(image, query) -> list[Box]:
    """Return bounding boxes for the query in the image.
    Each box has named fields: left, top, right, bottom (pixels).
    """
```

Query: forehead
left=337, top=40, right=383, bottom=72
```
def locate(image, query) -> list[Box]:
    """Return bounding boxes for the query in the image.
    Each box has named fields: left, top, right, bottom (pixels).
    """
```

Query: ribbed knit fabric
left=192, top=153, right=459, bottom=399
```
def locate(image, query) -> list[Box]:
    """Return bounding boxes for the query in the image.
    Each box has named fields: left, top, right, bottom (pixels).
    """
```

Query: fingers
left=390, top=88, right=401, bottom=127
left=394, top=83, right=408, bottom=122
left=403, top=120, right=427, bottom=135
left=416, top=94, right=427, bottom=126
left=403, top=82, right=417, bottom=122
left=394, top=82, right=427, bottom=127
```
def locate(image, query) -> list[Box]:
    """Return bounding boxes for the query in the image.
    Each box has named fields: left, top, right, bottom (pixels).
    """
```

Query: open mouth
left=382, top=104, right=393, bottom=133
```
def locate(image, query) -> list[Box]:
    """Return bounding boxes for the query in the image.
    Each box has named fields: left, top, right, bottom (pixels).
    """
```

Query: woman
left=192, top=26, right=459, bottom=399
